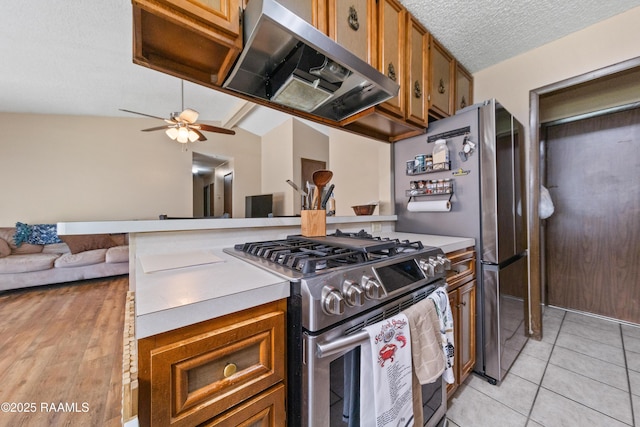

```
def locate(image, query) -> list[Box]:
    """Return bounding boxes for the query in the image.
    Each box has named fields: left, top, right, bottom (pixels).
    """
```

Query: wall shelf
left=406, top=161, right=451, bottom=175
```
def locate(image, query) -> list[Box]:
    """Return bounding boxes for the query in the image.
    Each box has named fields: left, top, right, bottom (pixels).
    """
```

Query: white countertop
left=380, top=232, right=475, bottom=254
left=133, top=230, right=474, bottom=338
left=135, top=248, right=289, bottom=338
left=57, top=215, right=398, bottom=235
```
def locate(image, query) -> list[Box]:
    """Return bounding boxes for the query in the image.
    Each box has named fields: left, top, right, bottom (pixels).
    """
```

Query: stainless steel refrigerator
left=393, top=99, right=528, bottom=384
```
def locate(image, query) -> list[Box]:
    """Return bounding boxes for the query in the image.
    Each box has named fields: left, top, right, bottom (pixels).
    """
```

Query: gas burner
left=233, top=233, right=425, bottom=276
left=333, top=229, right=373, bottom=239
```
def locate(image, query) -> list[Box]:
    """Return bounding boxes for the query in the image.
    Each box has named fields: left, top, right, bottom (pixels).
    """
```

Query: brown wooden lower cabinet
left=445, top=248, right=476, bottom=398
left=137, top=299, right=287, bottom=427
left=200, top=383, right=286, bottom=427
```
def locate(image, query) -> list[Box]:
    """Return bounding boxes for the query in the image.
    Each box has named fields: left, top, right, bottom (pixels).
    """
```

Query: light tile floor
left=447, top=306, right=640, bottom=426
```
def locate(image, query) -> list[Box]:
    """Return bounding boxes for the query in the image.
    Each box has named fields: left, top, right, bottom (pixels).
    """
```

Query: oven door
left=304, top=318, right=446, bottom=426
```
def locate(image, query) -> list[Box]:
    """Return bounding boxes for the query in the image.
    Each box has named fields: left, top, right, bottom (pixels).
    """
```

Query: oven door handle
left=316, top=330, right=370, bottom=358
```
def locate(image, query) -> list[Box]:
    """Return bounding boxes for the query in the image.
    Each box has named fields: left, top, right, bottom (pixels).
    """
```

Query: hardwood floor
left=0, top=276, right=128, bottom=426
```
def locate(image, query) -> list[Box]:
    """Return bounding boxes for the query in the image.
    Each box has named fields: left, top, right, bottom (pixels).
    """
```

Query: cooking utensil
left=286, top=179, right=307, bottom=196
left=320, top=184, right=335, bottom=209
left=312, top=170, right=333, bottom=210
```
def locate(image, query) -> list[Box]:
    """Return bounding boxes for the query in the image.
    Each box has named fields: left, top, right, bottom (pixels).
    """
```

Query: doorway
left=543, top=107, right=640, bottom=323
left=224, top=172, right=233, bottom=217
left=530, top=57, right=640, bottom=333
left=301, top=158, right=327, bottom=190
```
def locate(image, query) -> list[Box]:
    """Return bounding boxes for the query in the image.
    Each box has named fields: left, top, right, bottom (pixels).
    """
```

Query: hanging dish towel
left=403, top=298, right=446, bottom=384
left=427, top=287, right=455, bottom=384
left=360, top=313, right=415, bottom=427
left=403, top=298, right=446, bottom=427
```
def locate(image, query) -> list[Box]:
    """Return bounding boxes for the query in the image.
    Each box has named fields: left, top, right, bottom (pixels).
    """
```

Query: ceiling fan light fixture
left=165, top=127, right=179, bottom=140
left=177, top=126, right=189, bottom=143
left=188, top=129, right=200, bottom=142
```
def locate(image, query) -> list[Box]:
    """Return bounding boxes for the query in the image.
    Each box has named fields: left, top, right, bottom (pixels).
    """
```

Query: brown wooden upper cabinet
left=429, top=37, right=455, bottom=118
left=278, top=0, right=326, bottom=31
left=131, top=0, right=242, bottom=87
left=405, top=14, right=429, bottom=127
left=376, top=0, right=406, bottom=118
left=455, top=62, right=474, bottom=113
left=326, top=0, right=377, bottom=65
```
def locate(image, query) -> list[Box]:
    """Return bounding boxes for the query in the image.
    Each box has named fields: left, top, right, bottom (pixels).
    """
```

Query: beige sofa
left=0, top=227, right=129, bottom=292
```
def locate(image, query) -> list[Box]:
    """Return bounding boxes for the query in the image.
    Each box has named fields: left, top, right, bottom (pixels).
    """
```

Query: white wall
left=473, top=6, right=640, bottom=126
left=261, top=120, right=294, bottom=217
left=193, top=128, right=262, bottom=218
left=0, top=113, right=258, bottom=225
left=329, top=129, right=392, bottom=216
left=0, top=113, right=193, bottom=225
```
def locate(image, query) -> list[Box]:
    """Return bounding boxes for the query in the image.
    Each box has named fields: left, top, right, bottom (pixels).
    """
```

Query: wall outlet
left=371, top=222, right=382, bottom=233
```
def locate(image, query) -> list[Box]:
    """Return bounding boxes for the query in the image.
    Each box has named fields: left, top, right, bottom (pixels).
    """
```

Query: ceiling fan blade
left=119, top=109, right=167, bottom=121
left=179, top=108, right=199, bottom=124
left=191, top=128, right=207, bottom=141
left=196, top=123, right=236, bottom=135
left=140, top=125, right=170, bottom=132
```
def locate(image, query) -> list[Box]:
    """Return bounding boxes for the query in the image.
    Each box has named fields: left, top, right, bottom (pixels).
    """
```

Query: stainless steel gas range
left=224, top=230, right=449, bottom=427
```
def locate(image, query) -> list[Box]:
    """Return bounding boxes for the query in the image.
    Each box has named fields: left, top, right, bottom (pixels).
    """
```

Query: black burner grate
left=234, top=231, right=424, bottom=275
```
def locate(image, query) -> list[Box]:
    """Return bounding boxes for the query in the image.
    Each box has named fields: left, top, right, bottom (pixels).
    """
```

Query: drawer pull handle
left=223, top=363, right=237, bottom=378
left=348, top=6, right=360, bottom=31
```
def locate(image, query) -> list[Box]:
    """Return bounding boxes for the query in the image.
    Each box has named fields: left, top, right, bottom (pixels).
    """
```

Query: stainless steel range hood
left=223, top=0, right=399, bottom=122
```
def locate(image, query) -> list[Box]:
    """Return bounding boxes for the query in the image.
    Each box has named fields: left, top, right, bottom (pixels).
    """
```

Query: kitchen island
left=57, top=216, right=473, bottom=426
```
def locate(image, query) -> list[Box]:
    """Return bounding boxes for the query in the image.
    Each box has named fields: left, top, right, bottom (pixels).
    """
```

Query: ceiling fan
left=120, top=81, right=235, bottom=143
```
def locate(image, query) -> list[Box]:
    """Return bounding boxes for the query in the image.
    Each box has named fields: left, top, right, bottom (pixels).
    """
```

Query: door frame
left=528, top=56, right=640, bottom=339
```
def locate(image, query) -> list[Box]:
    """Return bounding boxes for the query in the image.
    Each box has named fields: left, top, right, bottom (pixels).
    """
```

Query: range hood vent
left=223, top=0, right=399, bottom=122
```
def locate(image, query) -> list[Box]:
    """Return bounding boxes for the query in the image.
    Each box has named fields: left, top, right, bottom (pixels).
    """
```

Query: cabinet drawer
left=446, top=248, right=476, bottom=289
left=201, top=383, right=286, bottom=427
left=139, top=300, right=286, bottom=427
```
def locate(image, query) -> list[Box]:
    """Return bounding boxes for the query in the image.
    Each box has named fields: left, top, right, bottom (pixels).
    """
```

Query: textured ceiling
left=399, top=0, right=640, bottom=72
left=1, top=0, right=639, bottom=136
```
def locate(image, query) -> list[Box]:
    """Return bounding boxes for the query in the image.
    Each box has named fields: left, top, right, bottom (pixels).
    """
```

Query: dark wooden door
left=223, top=172, right=233, bottom=217
left=301, top=158, right=326, bottom=190
left=544, top=107, right=640, bottom=323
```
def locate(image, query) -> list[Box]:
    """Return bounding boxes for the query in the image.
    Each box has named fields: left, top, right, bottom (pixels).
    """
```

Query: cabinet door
left=457, top=280, right=477, bottom=384
left=377, top=0, right=405, bottom=118
left=201, top=384, right=286, bottom=427
left=138, top=300, right=286, bottom=427
left=132, top=0, right=242, bottom=86
left=455, top=62, right=473, bottom=113
left=278, top=0, right=324, bottom=30
left=429, top=37, right=454, bottom=118
left=327, top=0, right=376, bottom=65
left=154, top=0, right=240, bottom=37
left=405, top=14, right=429, bottom=127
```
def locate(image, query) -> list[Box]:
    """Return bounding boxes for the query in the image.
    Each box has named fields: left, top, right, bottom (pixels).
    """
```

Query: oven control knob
left=362, top=277, right=386, bottom=300
left=430, top=256, right=445, bottom=274
left=437, top=254, right=452, bottom=270
left=342, top=280, right=365, bottom=307
left=419, top=258, right=435, bottom=277
left=322, top=287, right=345, bottom=315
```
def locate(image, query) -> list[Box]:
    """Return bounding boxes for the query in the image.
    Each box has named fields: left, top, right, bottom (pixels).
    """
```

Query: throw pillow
left=13, top=222, right=32, bottom=246
left=27, top=224, right=63, bottom=245
left=0, top=238, right=10, bottom=258
left=59, top=234, right=117, bottom=254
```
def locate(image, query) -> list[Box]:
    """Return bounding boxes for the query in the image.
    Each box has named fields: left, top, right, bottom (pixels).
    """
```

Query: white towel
left=427, top=287, right=455, bottom=384
left=360, top=313, right=415, bottom=427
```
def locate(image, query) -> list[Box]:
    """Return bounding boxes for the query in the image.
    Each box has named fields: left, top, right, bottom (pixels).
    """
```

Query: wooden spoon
left=312, top=170, right=333, bottom=210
